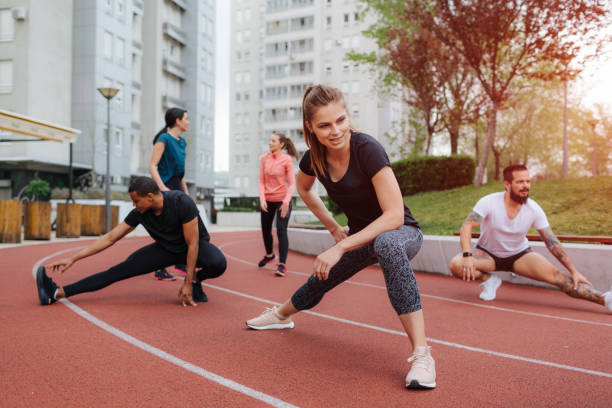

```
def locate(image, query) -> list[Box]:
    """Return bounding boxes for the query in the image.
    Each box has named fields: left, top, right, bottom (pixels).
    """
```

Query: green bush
left=391, top=155, right=475, bottom=196
left=24, top=179, right=51, bottom=201
left=223, top=196, right=260, bottom=211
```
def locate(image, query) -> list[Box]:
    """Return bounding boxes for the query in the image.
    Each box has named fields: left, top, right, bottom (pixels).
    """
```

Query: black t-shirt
left=124, top=190, right=210, bottom=253
left=299, top=131, right=419, bottom=234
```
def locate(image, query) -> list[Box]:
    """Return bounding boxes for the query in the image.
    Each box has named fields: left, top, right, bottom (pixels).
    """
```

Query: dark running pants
left=291, top=225, right=423, bottom=315
left=63, top=241, right=226, bottom=298
left=260, top=201, right=292, bottom=264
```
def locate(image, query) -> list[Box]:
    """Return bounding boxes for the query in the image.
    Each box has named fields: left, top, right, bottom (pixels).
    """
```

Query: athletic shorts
left=476, top=245, right=533, bottom=272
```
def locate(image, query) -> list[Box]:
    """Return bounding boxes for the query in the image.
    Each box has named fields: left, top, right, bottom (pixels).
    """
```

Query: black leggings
left=63, top=241, right=226, bottom=298
left=260, top=201, right=292, bottom=264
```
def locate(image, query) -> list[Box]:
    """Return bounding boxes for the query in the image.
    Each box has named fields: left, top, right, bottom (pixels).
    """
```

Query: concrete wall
left=287, top=228, right=612, bottom=293
left=216, top=210, right=318, bottom=227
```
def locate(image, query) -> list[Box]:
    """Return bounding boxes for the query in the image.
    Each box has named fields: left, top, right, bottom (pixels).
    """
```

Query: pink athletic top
left=259, top=151, right=295, bottom=206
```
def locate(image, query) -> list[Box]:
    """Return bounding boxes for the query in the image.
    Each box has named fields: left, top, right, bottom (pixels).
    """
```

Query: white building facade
left=229, top=0, right=403, bottom=197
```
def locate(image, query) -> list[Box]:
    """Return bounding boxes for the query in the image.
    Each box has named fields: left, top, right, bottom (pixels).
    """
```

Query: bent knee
left=449, top=255, right=463, bottom=277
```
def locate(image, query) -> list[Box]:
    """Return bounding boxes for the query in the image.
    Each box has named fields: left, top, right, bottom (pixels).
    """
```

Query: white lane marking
left=219, top=241, right=612, bottom=328
left=206, top=282, right=612, bottom=379
left=32, top=248, right=299, bottom=408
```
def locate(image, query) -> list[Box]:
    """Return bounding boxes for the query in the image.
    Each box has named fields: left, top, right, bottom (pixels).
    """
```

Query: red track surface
left=1, top=230, right=611, bottom=407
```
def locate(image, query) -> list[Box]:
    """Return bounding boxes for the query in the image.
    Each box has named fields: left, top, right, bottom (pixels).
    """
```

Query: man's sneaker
left=154, top=268, right=176, bottom=281
left=405, top=346, right=436, bottom=389
left=246, top=306, right=294, bottom=330
left=258, top=254, right=276, bottom=267
left=192, top=282, right=208, bottom=303
left=479, top=274, right=502, bottom=301
left=36, top=266, right=57, bottom=306
left=275, top=264, right=287, bottom=277
left=174, top=265, right=187, bottom=275
left=603, top=285, right=612, bottom=312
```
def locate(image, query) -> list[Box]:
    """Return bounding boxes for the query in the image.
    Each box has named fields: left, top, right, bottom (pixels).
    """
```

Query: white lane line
left=205, top=282, right=612, bottom=379
left=219, top=241, right=612, bottom=328
left=32, top=248, right=299, bottom=408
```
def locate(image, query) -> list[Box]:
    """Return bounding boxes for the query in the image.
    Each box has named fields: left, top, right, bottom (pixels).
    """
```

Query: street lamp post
left=97, top=87, right=119, bottom=233
left=588, top=119, right=598, bottom=178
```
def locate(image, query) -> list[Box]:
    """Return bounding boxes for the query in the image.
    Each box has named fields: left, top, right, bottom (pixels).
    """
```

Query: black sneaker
left=36, top=266, right=57, bottom=306
left=154, top=268, right=176, bottom=281
left=275, top=264, right=287, bottom=277
left=192, top=282, right=208, bottom=303
left=258, top=254, right=276, bottom=267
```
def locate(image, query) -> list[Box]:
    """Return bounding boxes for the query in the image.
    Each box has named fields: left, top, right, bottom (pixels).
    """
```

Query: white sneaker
left=479, top=274, right=502, bottom=301
left=406, top=346, right=436, bottom=389
left=246, top=306, right=295, bottom=330
left=603, top=286, right=612, bottom=312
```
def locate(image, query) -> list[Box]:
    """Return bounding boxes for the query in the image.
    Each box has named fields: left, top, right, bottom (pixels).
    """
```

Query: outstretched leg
left=513, top=252, right=604, bottom=305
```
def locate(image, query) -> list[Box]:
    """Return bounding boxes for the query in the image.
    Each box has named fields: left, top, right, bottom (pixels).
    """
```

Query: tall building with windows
left=0, top=0, right=75, bottom=196
left=0, top=0, right=215, bottom=210
left=229, top=0, right=403, bottom=196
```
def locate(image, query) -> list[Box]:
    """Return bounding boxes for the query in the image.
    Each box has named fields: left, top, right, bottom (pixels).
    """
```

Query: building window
left=116, top=0, right=125, bottom=19
left=325, top=63, right=332, bottom=75
left=235, top=155, right=241, bottom=165
left=104, top=31, right=113, bottom=60
left=236, top=92, right=241, bottom=102
left=326, top=16, right=332, bottom=29
left=236, top=51, right=242, bottom=63
left=351, top=35, right=360, bottom=48
left=105, top=0, right=113, bottom=12
left=0, top=9, right=14, bottom=41
left=244, top=92, right=250, bottom=102
left=324, top=39, right=332, bottom=51
left=114, top=127, right=124, bottom=151
left=242, top=176, right=249, bottom=188
left=115, top=82, right=124, bottom=109
left=116, top=37, right=125, bottom=65
left=344, top=13, right=349, bottom=25
left=0, top=60, right=13, bottom=93
left=244, top=50, right=250, bottom=62
left=243, top=154, right=249, bottom=165
left=352, top=104, right=360, bottom=117
left=351, top=81, right=359, bottom=94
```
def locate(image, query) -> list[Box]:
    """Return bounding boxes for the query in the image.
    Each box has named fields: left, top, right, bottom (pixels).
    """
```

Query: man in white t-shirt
left=449, top=164, right=611, bottom=311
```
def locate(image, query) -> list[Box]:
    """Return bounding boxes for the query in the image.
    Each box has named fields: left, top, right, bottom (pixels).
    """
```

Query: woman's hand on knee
left=313, top=245, right=344, bottom=280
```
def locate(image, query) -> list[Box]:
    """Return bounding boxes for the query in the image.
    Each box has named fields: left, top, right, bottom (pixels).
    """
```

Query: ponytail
left=153, top=127, right=168, bottom=145
left=274, top=132, right=299, bottom=159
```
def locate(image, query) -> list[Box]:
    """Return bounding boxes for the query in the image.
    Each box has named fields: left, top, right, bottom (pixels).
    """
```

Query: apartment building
left=0, top=0, right=76, bottom=195
left=229, top=0, right=404, bottom=196
left=0, top=0, right=216, bottom=208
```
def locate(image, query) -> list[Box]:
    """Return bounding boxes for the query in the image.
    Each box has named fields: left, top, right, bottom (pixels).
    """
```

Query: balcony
left=162, top=94, right=187, bottom=110
left=163, top=22, right=187, bottom=46
left=132, top=39, right=143, bottom=51
left=168, top=0, right=187, bottom=11
left=133, top=0, right=144, bottom=15
left=163, top=57, right=186, bottom=80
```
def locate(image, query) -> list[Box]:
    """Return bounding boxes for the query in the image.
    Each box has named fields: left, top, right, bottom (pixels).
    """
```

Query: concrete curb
left=287, top=228, right=612, bottom=293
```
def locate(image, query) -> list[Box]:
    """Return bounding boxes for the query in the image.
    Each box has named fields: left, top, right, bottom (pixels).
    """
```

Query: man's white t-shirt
left=473, top=192, right=549, bottom=258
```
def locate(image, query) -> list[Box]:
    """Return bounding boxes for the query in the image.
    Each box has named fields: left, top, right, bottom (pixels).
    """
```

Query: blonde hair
left=301, top=85, right=347, bottom=178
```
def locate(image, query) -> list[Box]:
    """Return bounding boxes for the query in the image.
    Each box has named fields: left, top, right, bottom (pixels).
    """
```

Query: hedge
left=391, top=155, right=475, bottom=196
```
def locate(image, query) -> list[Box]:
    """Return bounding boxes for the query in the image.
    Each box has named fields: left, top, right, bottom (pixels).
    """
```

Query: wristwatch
left=462, top=252, right=472, bottom=257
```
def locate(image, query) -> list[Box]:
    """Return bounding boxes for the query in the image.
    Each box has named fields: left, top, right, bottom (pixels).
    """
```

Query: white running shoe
left=479, top=274, right=502, bottom=301
left=405, top=346, right=436, bottom=389
left=246, top=306, right=295, bottom=330
left=603, top=286, right=612, bottom=312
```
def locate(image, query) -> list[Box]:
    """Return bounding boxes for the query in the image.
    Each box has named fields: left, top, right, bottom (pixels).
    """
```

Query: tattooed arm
left=538, top=227, right=592, bottom=288
left=460, top=211, right=482, bottom=281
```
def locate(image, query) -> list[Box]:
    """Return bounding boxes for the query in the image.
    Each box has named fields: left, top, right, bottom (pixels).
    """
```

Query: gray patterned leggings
left=291, top=225, right=423, bottom=315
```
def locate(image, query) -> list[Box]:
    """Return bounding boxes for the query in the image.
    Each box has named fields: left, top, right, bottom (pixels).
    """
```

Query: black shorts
left=476, top=245, right=533, bottom=272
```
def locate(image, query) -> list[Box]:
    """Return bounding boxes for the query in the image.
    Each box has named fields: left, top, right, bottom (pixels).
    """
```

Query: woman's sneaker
left=603, top=285, right=612, bottom=312
left=154, top=268, right=176, bottom=281
left=406, top=346, right=436, bottom=389
left=258, top=254, right=276, bottom=267
left=246, top=306, right=294, bottom=330
left=275, top=264, right=287, bottom=277
left=479, top=274, right=502, bottom=301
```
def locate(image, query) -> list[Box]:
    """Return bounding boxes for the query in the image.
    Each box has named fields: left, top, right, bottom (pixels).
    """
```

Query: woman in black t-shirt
left=246, top=85, right=437, bottom=390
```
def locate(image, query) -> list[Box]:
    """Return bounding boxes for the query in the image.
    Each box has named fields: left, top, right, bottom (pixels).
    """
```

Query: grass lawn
left=324, top=176, right=611, bottom=237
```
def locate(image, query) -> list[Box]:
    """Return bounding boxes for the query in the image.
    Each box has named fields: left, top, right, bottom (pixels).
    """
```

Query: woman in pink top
left=258, top=132, right=298, bottom=276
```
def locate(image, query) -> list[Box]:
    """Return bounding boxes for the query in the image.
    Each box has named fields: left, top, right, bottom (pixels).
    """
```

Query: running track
left=1, top=230, right=610, bottom=407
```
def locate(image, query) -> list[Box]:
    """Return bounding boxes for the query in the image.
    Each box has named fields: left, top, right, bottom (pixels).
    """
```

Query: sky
left=212, top=4, right=611, bottom=173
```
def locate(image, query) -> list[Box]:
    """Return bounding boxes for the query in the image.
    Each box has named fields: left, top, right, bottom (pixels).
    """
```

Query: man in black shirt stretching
left=36, top=176, right=226, bottom=307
